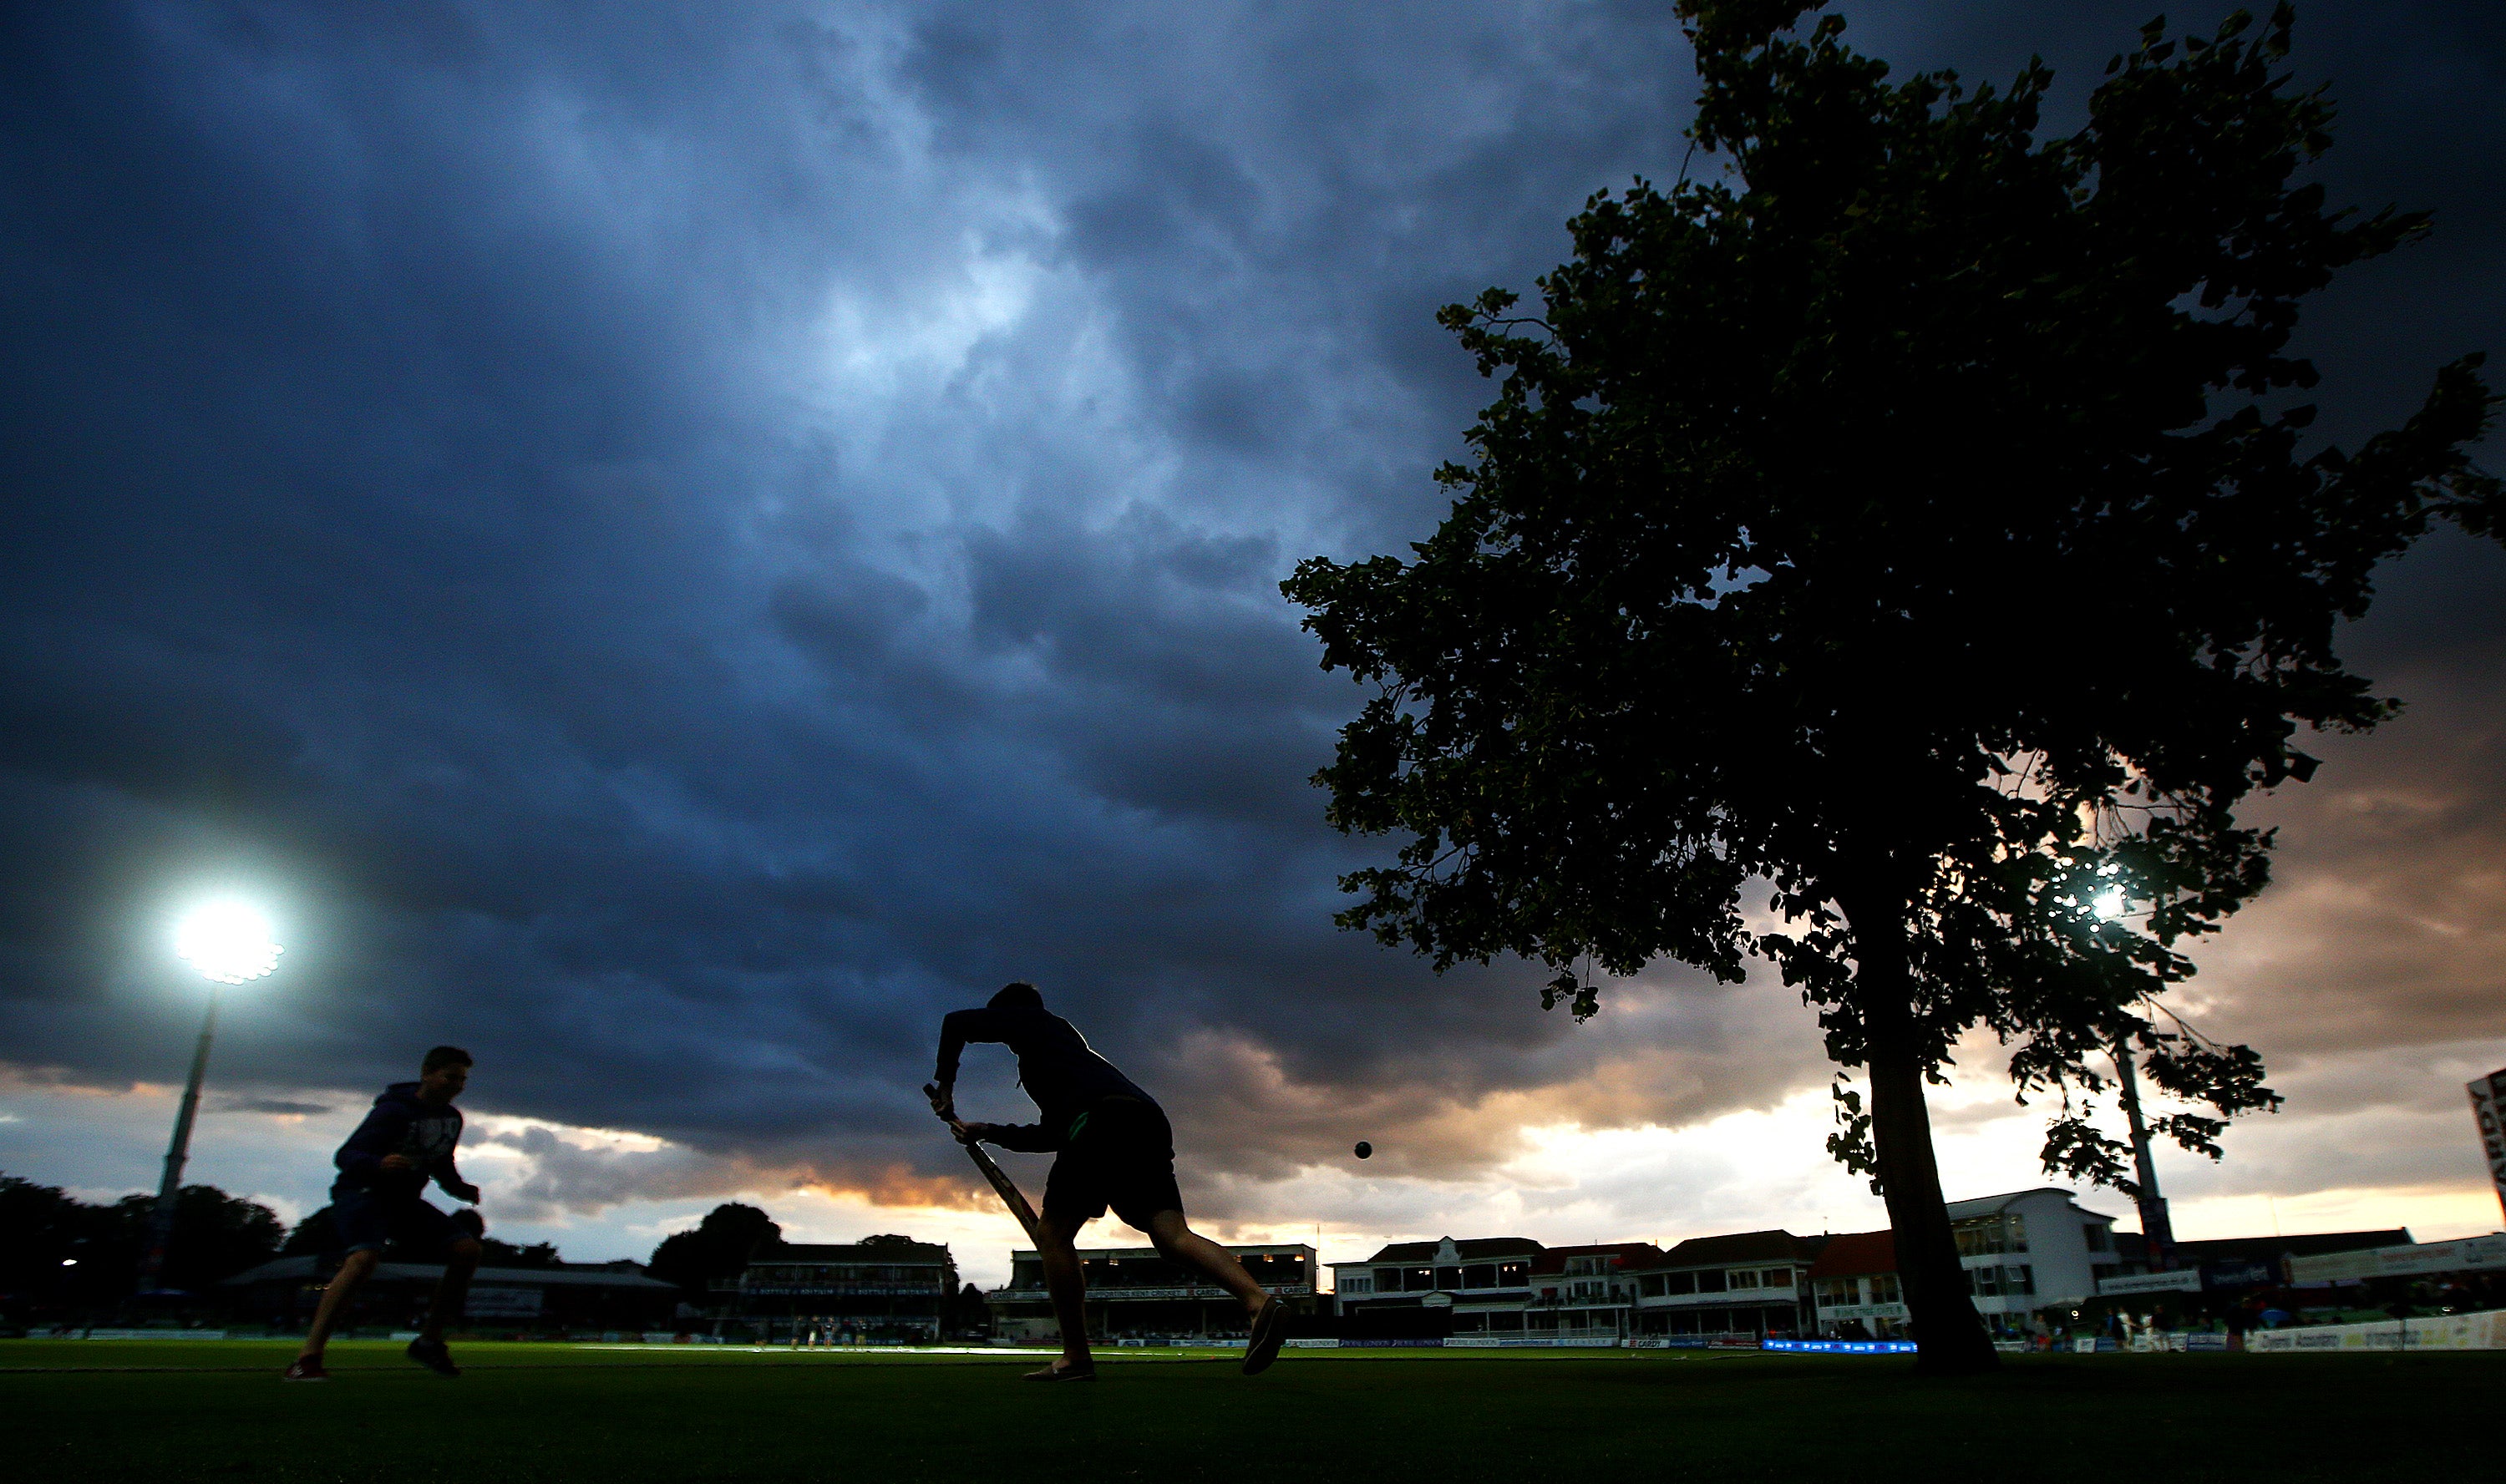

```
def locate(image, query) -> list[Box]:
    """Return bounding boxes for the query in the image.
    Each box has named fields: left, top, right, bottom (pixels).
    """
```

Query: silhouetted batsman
left=931, top=982, right=1290, bottom=1380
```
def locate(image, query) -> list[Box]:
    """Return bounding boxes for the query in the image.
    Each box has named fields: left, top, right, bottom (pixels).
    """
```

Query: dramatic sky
left=3, top=1, right=2501, bottom=1288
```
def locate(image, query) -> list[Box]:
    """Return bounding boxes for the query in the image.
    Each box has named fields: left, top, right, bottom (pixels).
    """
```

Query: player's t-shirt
left=934, top=1005, right=1157, bottom=1152
left=332, top=1081, right=468, bottom=1200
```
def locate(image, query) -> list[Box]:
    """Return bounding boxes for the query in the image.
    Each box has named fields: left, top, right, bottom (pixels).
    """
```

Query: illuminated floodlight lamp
left=174, top=899, right=284, bottom=985
left=2090, top=887, right=2128, bottom=922
left=140, top=896, right=286, bottom=1295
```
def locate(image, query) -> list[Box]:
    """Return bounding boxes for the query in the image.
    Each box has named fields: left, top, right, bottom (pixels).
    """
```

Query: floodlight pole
left=2113, top=1041, right=2176, bottom=1270
left=134, top=985, right=222, bottom=1296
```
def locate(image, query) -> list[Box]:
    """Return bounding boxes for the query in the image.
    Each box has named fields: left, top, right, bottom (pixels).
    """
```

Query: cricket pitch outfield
left=3, top=1339, right=2494, bottom=1481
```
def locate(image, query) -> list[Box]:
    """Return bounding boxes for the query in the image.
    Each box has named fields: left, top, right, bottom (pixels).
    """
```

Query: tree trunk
left=1842, top=877, right=2000, bottom=1375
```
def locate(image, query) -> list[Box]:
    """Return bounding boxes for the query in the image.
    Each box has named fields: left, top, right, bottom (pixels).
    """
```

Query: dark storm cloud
left=2, top=1, right=2501, bottom=1215
left=213, top=1097, right=330, bottom=1117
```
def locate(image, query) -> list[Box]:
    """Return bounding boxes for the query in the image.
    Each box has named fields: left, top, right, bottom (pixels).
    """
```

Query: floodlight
left=174, top=899, right=284, bottom=985
left=2091, top=887, right=2127, bottom=921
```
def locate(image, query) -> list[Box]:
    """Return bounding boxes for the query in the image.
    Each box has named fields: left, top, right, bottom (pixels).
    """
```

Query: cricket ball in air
left=1353, top=1141, right=1372, bottom=1159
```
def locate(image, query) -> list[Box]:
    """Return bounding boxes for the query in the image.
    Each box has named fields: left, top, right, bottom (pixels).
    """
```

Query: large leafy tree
left=647, top=1202, right=783, bottom=1294
left=106, top=1184, right=287, bottom=1294
left=1283, top=1, right=2498, bottom=1373
left=0, top=1173, right=285, bottom=1318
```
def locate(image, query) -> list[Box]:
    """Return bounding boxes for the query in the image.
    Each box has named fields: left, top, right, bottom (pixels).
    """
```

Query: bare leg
left=1033, top=1215, right=1093, bottom=1372
left=420, top=1237, right=481, bottom=1342
left=1144, top=1209, right=1270, bottom=1316
left=298, top=1249, right=379, bottom=1360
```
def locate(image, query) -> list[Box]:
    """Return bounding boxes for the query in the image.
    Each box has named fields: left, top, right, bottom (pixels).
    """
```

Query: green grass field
left=3, top=1339, right=2493, bottom=1481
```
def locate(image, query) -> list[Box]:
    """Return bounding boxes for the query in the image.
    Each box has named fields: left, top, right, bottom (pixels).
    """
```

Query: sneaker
left=1022, top=1358, right=1096, bottom=1381
left=405, top=1337, right=461, bottom=1378
left=1242, top=1295, right=1290, bottom=1376
left=282, top=1356, right=328, bottom=1382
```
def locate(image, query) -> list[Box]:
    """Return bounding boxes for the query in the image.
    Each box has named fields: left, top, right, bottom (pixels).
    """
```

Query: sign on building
left=2470, top=1066, right=2506, bottom=1223
left=2096, top=1269, right=2203, bottom=1298
left=464, top=1286, right=545, bottom=1319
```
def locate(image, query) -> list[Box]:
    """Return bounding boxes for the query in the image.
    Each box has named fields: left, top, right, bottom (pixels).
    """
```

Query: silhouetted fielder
left=931, top=983, right=1290, bottom=1380
left=286, top=1046, right=484, bottom=1381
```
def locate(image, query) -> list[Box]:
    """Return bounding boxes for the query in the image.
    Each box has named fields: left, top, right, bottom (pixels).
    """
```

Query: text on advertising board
left=2469, top=1067, right=2506, bottom=1223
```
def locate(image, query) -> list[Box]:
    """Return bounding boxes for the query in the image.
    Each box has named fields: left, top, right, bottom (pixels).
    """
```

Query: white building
left=1622, top=1231, right=1817, bottom=1340
left=1331, top=1236, right=1543, bottom=1337
left=1521, top=1243, right=1666, bottom=1340
left=1951, top=1188, right=2120, bottom=1324
left=1808, top=1230, right=1907, bottom=1339
left=1809, top=1188, right=2123, bottom=1340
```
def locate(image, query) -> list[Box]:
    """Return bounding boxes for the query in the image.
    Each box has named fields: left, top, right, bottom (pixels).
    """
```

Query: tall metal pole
left=2113, top=1041, right=2175, bottom=1270
left=134, top=985, right=221, bottom=1295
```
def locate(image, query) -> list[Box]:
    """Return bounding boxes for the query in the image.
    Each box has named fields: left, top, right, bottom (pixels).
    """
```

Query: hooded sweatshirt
left=932, top=1004, right=1156, bottom=1152
left=332, top=1081, right=470, bottom=1200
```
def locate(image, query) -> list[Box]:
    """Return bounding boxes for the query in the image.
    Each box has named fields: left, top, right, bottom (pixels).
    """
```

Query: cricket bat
left=926, top=1082, right=1042, bottom=1243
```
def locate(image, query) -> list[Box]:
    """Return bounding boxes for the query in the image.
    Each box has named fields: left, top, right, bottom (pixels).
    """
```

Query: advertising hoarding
left=2469, top=1066, right=2506, bottom=1223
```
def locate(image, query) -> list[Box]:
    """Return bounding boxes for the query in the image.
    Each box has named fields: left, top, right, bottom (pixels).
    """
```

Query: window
left=1955, top=1221, right=2007, bottom=1258
left=1971, top=1267, right=2001, bottom=1298
left=1728, top=1269, right=1761, bottom=1289
left=1488, top=1311, right=1524, bottom=1332
left=2004, top=1264, right=2035, bottom=1297
left=1695, top=1269, right=1727, bottom=1294
left=1761, top=1267, right=1792, bottom=1288
left=1565, top=1257, right=1595, bottom=1276
left=1340, top=1275, right=1372, bottom=1295
left=1870, top=1274, right=1900, bottom=1304
left=1377, top=1268, right=1404, bottom=1291
left=1463, top=1264, right=1496, bottom=1289
left=1664, top=1271, right=1697, bottom=1295
left=2006, top=1215, right=2028, bottom=1253
left=1497, top=1260, right=1530, bottom=1285
left=1402, top=1267, right=1434, bottom=1292
left=2085, top=1224, right=2112, bottom=1253
left=1640, top=1275, right=1666, bottom=1298
left=1528, top=1311, right=1558, bottom=1332
left=1436, top=1266, right=1463, bottom=1289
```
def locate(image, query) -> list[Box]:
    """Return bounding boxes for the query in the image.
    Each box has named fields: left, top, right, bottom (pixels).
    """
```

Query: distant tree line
left=0, top=1172, right=285, bottom=1317
left=0, top=1171, right=562, bottom=1323
left=3, top=1176, right=973, bottom=1325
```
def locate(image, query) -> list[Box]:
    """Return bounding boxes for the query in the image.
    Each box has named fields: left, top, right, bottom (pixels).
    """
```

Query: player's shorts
left=1042, top=1097, right=1184, bottom=1232
left=330, top=1183, right=484, bottom=1256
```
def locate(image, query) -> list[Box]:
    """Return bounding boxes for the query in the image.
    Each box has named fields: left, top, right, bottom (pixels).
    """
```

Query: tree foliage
left=853, top=1233, right=930, bottom=1253
left=1283, top=1, right=2496, bottom=1370
left=477, top=1236, right=562, bottom=1268
left=0, top=1172, right=286, bottom=1318
left=646, top=1202, right=783, bottom=1293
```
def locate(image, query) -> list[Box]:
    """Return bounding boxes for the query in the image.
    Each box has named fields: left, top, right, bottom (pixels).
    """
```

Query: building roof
left=1806, top=1230, right=1897, bottom=1280
left=2122, top=1229, right=2412, bottom=1267
left=1351, top=1237, right=1545, bottom=1264
left=1529, top=1242, right=1666, bottom=1276
left=1015, top=1244, right=1314, bottom=1260
left=1943, top=1188, right=2117, bottom=1223
left=221, top=1256, right=677, bottom=1290
left=1651, top=1230, right=1815, bottom=1269
left=756, top=1241, right=953, bottom=1265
